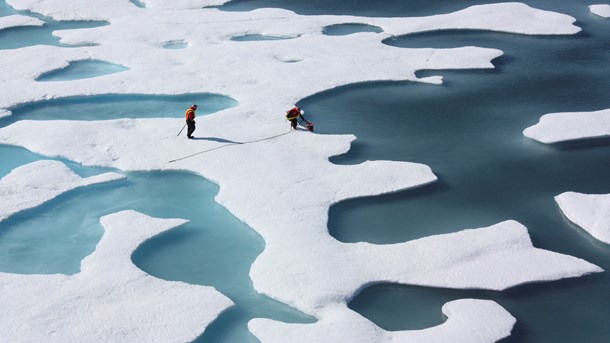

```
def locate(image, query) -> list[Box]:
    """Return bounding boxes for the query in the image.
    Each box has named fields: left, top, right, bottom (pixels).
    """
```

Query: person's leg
left=187, top=121, right=195, bottom=138
left=290, top=119, right=297, bottom=130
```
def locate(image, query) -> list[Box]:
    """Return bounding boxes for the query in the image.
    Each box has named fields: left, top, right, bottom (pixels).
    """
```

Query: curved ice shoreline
left=590, top=4, right=610, bottom=18
left=0, top=14, right=44, bottom=30
left=251, top=299, right=516, bottom=343
left=524, top=108, right=610, bottom=143
left=0, top=210, right=233, bottom=341
left=556, top=192, right=610, bottom=245
left=0, top=1, right=600, bottom=341
left=0, top=160, right=124, bottom=222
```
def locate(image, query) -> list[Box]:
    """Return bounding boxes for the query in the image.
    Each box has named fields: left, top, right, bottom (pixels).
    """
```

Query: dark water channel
left=290, top=2, right=610, bottom=342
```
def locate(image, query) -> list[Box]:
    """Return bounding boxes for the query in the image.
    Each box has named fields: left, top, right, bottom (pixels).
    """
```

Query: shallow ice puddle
left=35, top=59, right=129, bottom=81
left=322, top=23, right=383, bottom=36
left=0, top=94, right=312, bottom=342
left=231, top=34, right=298, bottom=41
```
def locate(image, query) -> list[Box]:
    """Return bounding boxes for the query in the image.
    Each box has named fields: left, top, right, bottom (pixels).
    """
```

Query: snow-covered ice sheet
left=0, top=1, right=599, bottom=341
left=0, top=2, right=579, bottom=112
left=523, top=108, right=610, bottom=143
left=0, top=14, right=44, bottom=30
left=0, top=210, right=233, bottom=341
left=0, top=160, right=124, bottom=222
left=590, top=4, right=610, bottom=18
left=556, top=192, right=610, bottom=245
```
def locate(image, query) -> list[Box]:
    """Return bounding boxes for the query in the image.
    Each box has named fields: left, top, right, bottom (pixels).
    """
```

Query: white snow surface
left=0, top=1, right=601, bottom=341
left=523, top=108, right=610, bottom=143
left=0, top=160, right=124, bottom=222
left=0, top=14, right=44, bottom=30
left=556, top=192, right=610, bottom=245
left=0, top=210, right=233, bottom=341
left=590, top=4, right=610, bottom=18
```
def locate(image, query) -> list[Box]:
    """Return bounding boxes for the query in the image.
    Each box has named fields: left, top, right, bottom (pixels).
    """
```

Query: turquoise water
left=231, top=34, right=295, bottom=41
left=0, top=169, right=313, bottom=340
left=323, top=23, right=383, bottom=36
left=0, top=144, right=110, bottom=179
left=0, top=0, right=107, bottom=50
left=0, top=93, right=237, bottom=128
left=2, top=0, right=610, bottom=342
left=36, top=60, right=128, bottom=81
left=0, top=3, right=312, bottom=342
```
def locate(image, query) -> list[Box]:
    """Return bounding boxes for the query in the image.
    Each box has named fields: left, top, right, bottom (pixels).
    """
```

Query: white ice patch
left=250, top=299, right=516, bottom=343
left=0, top=210, right=233, bottom=341
left=556, top=192, right=610, bottom=245
left=249, top=220, right=601, bottom=316
left=0, top=160, right=124, bottom=222
left=524, top=108, right=610, bottom=143
left=590, top=4, right=610, bottom=18
left=0, top=14, right=44, bottom=30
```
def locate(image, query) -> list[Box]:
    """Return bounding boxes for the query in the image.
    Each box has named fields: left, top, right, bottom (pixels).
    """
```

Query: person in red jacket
left=286, top=105, right=313, bottom=131
left=185, top=104, right=197, bottom=139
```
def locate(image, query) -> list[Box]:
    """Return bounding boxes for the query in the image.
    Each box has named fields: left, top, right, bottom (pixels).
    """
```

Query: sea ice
left=0, top=210, right=233, bottom=341
left=556, top=192, right=610, bottom=245
left=0, top=1, right=598, bottom=341
left=523, top=108, right=610, bottom=143
left=0, top=160, right=124, bottom=222
left=0, top=14, right=44, bottom=30
left=590, top=4, right=610, bottom=18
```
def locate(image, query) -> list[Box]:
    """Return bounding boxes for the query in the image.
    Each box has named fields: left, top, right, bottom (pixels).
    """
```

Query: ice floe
left=523, top=108, right=610, bottom=143
left=0, top=1, right=599, bottom=341
left=0, top=210, right=233, bottom=341
left=0, top=14, right=44, bottom=30
left=590, top=4, right=610, bottom=18
left=556, top=192, right=610, bottom=245
left=0, top=160, right=124, bottom=222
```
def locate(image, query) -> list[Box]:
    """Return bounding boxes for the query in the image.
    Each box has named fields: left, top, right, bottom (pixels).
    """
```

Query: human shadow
left=191, top=137, right=243, bottom=144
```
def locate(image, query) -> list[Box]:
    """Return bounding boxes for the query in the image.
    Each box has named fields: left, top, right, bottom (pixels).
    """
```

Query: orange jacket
left=185, top=108, right=196, bottom=121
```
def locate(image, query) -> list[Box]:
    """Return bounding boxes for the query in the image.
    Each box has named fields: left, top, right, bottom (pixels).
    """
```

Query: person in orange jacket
left=185, top=104, right=197, bottom=139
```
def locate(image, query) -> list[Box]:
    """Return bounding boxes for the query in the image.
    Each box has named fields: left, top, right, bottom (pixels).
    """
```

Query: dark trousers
left=186, top=120, right=196, bottom=137
left=289, top=119, right=298, bottom=129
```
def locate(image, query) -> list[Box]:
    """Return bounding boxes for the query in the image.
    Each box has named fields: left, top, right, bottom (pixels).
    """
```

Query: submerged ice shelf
left=0, top=14, right=43, bottom=30
left=0, top=0, right=607, bottom=342
left=35, top=59, right=128, bottom=81
left=0, top=160, right=123, bottom=222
